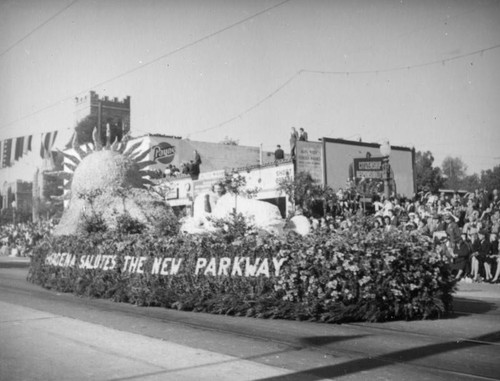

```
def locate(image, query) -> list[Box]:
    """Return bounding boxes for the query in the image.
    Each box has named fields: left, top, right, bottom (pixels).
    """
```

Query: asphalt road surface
left=1, top=261, right=499, bottom=381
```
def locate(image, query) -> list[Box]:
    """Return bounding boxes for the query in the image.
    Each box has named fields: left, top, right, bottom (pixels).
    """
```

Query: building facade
left=74, top=91, right=131, bottom=144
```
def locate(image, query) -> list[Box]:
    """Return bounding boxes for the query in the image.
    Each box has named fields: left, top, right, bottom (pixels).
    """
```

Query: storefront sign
left=194, top=177, right=224, bottom=198
left=244, top=163, right=294, bottom=193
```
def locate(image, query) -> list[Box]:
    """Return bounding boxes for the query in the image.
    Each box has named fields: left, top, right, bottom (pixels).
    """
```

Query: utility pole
left=97, top=99, right=102, bottom=143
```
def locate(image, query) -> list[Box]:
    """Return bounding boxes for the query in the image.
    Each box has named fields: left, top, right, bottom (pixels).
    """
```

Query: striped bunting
left=40, top=131, right=58, bottom=158
left=0, top=134, right=34, bottom=168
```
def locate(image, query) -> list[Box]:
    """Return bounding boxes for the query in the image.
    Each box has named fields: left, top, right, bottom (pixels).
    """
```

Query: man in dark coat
left=274, top=145, right=284, bottom=160
left=471, top=229, right=490, bottom=281
left=452, top=232, right=472, bottom=280
left=444, top=212, right=461, bottom=250
left=299, top=127, right=308, bottom=141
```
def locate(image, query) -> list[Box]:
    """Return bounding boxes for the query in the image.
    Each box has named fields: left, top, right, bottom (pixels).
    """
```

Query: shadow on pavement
left=300, top=334, right=370, bottom=347
left=450, top=297, right=498, bottom=317
left=0, top=261, right=30, bottom=269
left=255, top=330, right=500, bottom=381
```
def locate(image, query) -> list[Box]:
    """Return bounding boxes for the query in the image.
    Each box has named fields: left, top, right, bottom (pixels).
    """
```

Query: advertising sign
left=353, top=158, right=384, bottom=179
left=150, top=141, right=176, bottom=165
left=295, top=141, right=323, bottom=184
left=323, top=138, right=415, bottom=197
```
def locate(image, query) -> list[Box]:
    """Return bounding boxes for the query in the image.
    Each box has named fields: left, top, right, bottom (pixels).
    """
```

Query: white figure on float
left=181, top=182, right=311, bottom=236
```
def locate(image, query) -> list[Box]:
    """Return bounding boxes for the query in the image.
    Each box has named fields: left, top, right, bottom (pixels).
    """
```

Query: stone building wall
left=74, top=91, right=131, bottom=143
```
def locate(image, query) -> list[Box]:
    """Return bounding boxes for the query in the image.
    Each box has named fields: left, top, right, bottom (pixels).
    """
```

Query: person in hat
left=298, top=127, right=308, bottom=142
left=416, top=217, right=431, bottom=236
left=372, top=216, right=384, bottom=230
left=484, top=232, right=498, bottom=282
left=489, top=238, right=500, bottom=283
left=383, top=215, right=395, bottom=232
left=435, top=235, right=454, bottom=260
left=463, top=209, right=480, bottom=234
left=490, top=209, right=500, bottom=235
left=444, top=212, right=461, bottom=249
left=428, top=212, right=444, bottom=236
left=386, top=208, right=399, bottom=227
left=404, top=221, right=417, bottom=232
left=470, top=229, right=490, bottom=282
left=274, top=144, right=284, bottom=160
left=452, top=232, right=472, bottom=280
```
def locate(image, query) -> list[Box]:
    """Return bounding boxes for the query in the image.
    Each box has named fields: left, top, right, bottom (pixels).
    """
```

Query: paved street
left=1, top=259, right=499, bottom=380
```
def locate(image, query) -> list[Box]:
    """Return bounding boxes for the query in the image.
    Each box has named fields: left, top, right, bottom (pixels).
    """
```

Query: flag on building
left=0, top=134, right=34, bottom=168
left=40, top=131, right=58, bottom=158
left=14, top=136, right=24, bottom=161
left=23, top=135, right=33, bottom=155
left=2, top=139, right=13, bottom=167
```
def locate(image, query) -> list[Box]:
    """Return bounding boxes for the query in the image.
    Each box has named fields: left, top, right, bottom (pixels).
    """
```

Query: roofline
left=129, top=134, right=272, bottom=151
left=321, top=137, right=413, bottom=152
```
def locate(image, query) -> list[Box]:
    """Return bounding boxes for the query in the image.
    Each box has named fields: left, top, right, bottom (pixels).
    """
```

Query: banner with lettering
left=353, top=158, right=384, bottom=179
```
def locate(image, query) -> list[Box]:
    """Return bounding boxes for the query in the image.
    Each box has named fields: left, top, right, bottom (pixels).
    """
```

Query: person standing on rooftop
left=290, top=127, right=298, bottom=158
left=274, top=145, right=284, bottom=160
left=299, top=127, right=308, bottom=142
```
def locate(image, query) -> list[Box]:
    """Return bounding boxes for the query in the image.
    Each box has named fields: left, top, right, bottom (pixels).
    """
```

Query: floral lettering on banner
left=44, top=253, right=286, bottom=277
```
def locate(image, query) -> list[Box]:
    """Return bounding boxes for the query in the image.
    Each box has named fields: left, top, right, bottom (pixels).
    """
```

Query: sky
left=1, top=0, right=499, bottom=182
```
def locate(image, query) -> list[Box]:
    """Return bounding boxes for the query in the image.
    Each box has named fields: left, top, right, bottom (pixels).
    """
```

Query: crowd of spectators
left=308, top=188, right=500, bottom=283
left=164, top=150, right=202, bottom=180
left=0, top=220, right=55, bottom=257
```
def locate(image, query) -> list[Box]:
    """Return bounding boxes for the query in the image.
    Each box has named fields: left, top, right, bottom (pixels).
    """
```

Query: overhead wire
left=187, top=43, right=500, bottom=137
left=187, top=70, right=302, bottom=137
left=302, top=43, right=500, bottom=76
left=0, top=0, right=292, bottom=132
left=0, top=0, right=80, bottom=59
left=1, top=0, right=498, bottom=143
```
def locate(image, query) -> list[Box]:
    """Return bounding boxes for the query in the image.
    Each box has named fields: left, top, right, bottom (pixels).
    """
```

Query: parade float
left=28, top=131, right=456, bottom=323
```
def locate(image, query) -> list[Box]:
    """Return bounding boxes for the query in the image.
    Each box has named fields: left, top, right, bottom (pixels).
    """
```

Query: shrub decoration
left=28, top=218, right=456, bottom=323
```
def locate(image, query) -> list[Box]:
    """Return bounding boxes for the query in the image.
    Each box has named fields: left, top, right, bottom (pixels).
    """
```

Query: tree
left=277, top=171, right=336, bottom=217
left=441, top=156, right=467, bottom=190
left=481, top=165, right=500, bottom=191
left=414, top=151, right=444, bottom=193
left=220, top=136, right=239, bottom=145
left=460, top=174, right=481, bottom=192
left=216, top=170, right=259, bottom=214
left=67, top=115, right=97, bottom=148
left=67, top=115, right=124, bottom=148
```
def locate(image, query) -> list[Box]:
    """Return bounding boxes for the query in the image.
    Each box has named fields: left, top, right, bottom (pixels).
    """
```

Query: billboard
left=295, top=141, right=323, bottom=184
left=322, top=138, right=415, bottom=197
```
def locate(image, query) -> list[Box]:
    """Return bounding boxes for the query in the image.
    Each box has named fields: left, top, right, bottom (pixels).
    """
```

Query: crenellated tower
left=74, top=91, right=131, bottom=144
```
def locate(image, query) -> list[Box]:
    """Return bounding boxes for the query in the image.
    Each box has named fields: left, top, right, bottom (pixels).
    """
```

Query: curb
left=0, top=257, right=31, bottom=268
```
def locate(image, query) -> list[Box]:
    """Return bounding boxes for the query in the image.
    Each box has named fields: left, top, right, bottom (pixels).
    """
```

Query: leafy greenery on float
left=28, top=215, right=456, bottom=323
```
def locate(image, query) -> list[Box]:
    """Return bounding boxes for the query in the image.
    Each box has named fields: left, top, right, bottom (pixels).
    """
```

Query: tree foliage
left=278, top=171, right=336, bottom=217
left=459, top=174, right=481, bottom=192
left=68, top=115, right=125, bottom=148
left=68, top=115, right=97, bottom=148
left=441, top=156, right=467, bottom=190
left=414, top=151, right=444, bottom=193
left=219, top=136, right=240, bottom=145
left=416, top=151, right=498, bottom=193
left=481, top=165, right=500, bottom=191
